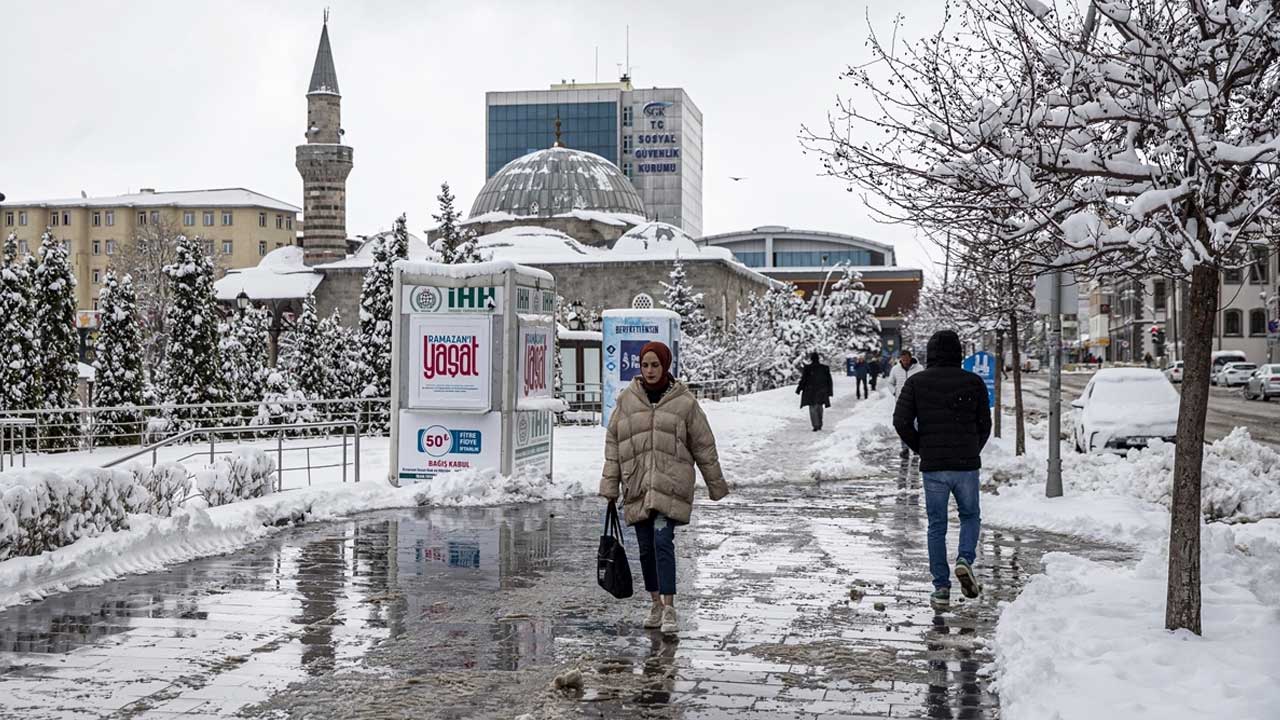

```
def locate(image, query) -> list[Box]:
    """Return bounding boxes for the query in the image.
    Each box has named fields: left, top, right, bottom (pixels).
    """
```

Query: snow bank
left=126, top=462, right=189, bottom=517
left=808, top=389, right=899, bottom=479
left=192, top=448, right=277, bottom=507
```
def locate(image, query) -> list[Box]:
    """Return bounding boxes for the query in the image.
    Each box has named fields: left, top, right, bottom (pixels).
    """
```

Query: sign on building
left=391, top=261, right=559, bottom=485
left=601, top=309, right=681, bottom=427
left=962, top=351, right=997, bottom=409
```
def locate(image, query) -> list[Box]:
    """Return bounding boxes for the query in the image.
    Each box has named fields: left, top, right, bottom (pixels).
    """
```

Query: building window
left=275, top=242, right=283, bottom=249
left=137, top=211, right=147, bottom=225
left=259, top=212, right=267, bottom=228
left=258, top=240, right=267, bottom=256
left=4, top=212, right=12, bottom=226
left=1223, top=309, right=1243, bottom=336
left=631, top=293, right=654, bottom=310
left=105, top=210, right=114, bottom=226
left=222, top=211, right=233, bottom=226
left=734, top=251, right=766, bottom=267
left=1249, top=246, right=1270, bottom=285
left=18, top=240, right=28, bottom=253
left=1224, top=266, right=1242, bottom=284
left=92, top=299, right=99, bottom=311
left=276, top=214, right=284, bottom=229
left=183, top=211, right=195, bottom=226
left=51, top=212, right=59, bottom=227
left=92, top=239, right=101, bottom=255
left=286, top=217, right=293, bottom=230
left=622, top=162, right=632, bottom=177
left=92, top=269, right=100, bottom=284
left=18, top=211, right=27, bottom=226
left=622, top=135, right=633, bottom=154
left=92, top=211, right=101, bottom=227
left=106, top=239, right=116, bottom=255
left=150, top=211, right=160, bottom=225
left=62, top=212, right=70, bottom=226
left=622, top=105, right=633, bottom=127
left=222, top=240, right=233, bottom=255
left=1153, top=280, right=1167, bottom=311
left=203, top=211, right=214, bottom=226
left=1249, top=308, right=1267, bottom=336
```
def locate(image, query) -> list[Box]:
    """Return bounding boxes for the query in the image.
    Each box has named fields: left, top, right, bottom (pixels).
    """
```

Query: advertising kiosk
left=600, top=308, right=682, bottom=427
left=389, top=261, right=559, bottom=485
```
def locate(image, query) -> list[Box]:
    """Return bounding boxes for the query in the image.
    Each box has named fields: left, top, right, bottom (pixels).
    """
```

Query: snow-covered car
left=1165, top=360, right=1184, bottom=383
left=1071, top=368, right=1179, bottom=454
left=1210, top=351, right=1248, bottom=384
left=1243, top=364, right=1280, bottom=401
left=1215, top=362, right=1257, bottom=387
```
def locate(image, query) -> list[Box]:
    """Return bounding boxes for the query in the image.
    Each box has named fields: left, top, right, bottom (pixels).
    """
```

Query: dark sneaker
left=955, top=558, right=982, bottom=599
left=930, top=589, right=950, bottom=612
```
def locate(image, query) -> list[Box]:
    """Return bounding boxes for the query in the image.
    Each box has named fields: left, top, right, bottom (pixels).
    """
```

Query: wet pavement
left=0, top=403, right=1128, bottom=719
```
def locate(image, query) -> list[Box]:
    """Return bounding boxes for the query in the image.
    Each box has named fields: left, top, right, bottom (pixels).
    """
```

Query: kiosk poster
left=397, top=410, right=502, bottom=482
left=512, top=410, right=552, bottom=476
left=518, top=323, right=554, bottom=402
left=408, top=314, right=491, bottom=410
left=601, top=311, right=681, bottom=427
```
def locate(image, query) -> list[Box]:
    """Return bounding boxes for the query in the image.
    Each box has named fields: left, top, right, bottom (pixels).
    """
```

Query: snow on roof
left=6, top=188, right=301, bottom=213
left=464, top=209, right=648, bottom=228
left=556, top=323, right=602, bottom=342
left=77, top=362, right=95, bottom=381
left=397, top=259, right=555, bottom=283
left=614, top=221, right=702, bottom=255
left=213, top=246, right=323, bottom=301
left=316, top=230, right=437, bottom=270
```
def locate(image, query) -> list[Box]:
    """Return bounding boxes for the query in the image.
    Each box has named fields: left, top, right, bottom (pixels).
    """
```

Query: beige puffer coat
left=599, top=378, right=729, bottom=526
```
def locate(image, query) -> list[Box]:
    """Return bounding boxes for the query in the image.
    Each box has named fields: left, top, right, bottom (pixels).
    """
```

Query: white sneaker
left=660, top=606, right=678, bottom=635
left=643, top=604, right=664, bottom=629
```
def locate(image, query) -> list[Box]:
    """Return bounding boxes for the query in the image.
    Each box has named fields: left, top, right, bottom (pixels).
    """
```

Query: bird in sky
left=728, top=176, right=748, bottom=182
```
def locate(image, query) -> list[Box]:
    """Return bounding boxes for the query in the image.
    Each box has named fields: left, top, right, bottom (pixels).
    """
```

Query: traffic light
left=1151, top=325, right=1166, bottom=350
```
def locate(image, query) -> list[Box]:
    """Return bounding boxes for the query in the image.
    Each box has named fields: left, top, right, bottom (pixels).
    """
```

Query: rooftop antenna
left=553, top=116, right=564, bottom=147
left=595, top=46, right=599, bottom=82
left=323, top=6, right=329, bottom=24
left=624, top=25, right=631, bottom=81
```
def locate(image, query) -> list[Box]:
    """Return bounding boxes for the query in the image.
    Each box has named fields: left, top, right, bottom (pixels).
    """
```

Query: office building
left=484, top=78, right=703, bottom=236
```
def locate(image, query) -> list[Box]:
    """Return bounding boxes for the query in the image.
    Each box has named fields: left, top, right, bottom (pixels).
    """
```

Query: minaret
left=296, top=14, right=354, bottom=266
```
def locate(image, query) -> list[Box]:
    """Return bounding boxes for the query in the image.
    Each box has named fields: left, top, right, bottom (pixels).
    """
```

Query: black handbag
left=597, top=501, right=634, bottom=599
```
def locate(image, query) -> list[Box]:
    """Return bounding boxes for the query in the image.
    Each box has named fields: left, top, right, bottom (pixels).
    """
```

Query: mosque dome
left=469, top=147, right=647, bottom=221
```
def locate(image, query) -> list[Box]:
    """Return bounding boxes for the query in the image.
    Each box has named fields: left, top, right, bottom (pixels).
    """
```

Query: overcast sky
left=2, top=0, right=950, bottom=274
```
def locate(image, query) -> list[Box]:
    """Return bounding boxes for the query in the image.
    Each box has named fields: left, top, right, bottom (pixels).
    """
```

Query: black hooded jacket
left=796, top=360, right=833, bottom=408
left=893, top=330, right=992, bottom=471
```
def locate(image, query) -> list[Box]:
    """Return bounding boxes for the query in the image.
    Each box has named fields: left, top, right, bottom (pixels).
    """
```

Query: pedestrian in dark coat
left=892, top=330, right=992, bottom=613
left=867, top=354, right=879, bottom=392
left=853, top=358, right=869, bottom=399
left=796, top=352, right=834, bottom=431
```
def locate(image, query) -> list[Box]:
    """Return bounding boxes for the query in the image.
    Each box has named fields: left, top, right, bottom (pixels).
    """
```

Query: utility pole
left=993, top=326, right=1004, bottom=438
left=1046, top=270, right=1064, bottom=498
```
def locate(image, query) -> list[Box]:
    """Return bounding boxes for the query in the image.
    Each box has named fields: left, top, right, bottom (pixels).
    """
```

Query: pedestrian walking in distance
left=796, top=351, right=834, bottom=431
left=892, top=330, right=992, bottom=612
left=853, top=356, right=870, bottom=399
left=887, top=349, right=924, bottom=458
left=867, top=354, right=879, bottom=392
left=600, top=341, right=729, bottom=636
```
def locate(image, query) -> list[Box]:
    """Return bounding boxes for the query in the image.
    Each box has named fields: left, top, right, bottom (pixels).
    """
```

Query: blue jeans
left=923, top=470, right=981, bottom=590
left=634, top=513, right=677, bottom=595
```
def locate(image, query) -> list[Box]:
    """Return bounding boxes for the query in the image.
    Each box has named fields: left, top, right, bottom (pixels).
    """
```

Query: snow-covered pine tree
left=319, top=309, right=361, bottom=422
left=218, top=306, right=270, bottom=423
left=251, top=369, right=315, bottom=428
left=431, top=183, right=487, bottom=264
left=33, top=231, right=81, bottom=451
left=0, top=233, right=42, bottom=415
left=289, top=294, right=329, bottom=401
left=357, top=215, right=410, bottom=432
left=822, top=265, right=882, bottom=360
left=92, top=271, right=146, bottom=444
left=660, top=258, right=721, bottom=381
left=160, top=234, right=224, bottom=429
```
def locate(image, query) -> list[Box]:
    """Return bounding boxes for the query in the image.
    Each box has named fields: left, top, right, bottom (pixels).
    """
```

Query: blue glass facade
left=773, top=250, right=873, bottom=267
left=735, top=251, right=767, bottom=268
left=487, top=102, right=618, bottom=177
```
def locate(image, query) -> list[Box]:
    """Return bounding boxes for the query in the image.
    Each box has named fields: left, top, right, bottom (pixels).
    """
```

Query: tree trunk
left=994, top=331, right=1004, bottom=438
left=1009, top=311, right=1026, bottom=456
left=1166, top=263, right=1215, bottom=635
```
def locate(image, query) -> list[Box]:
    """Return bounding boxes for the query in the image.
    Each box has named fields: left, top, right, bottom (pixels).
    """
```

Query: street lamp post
left=236, top=291, right=251, bottom=317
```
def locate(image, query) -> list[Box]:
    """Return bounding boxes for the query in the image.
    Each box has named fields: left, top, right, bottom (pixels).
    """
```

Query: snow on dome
left=257, top=245, right=307, bottom=271
left=469, top=147, right=647, bottom=220
left=613, top=222, right=701, bottom=255
left=214, top=246, right=322, bottom=301
left=475, top=226, right=609, bottom=264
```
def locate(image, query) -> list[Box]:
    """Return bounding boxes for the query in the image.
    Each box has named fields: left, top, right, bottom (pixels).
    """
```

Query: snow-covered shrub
left=0, top=467, right=147, bottom=561
left=193, top=448, right=277, bottom=507
left=126, top=462, right=190, bottom=517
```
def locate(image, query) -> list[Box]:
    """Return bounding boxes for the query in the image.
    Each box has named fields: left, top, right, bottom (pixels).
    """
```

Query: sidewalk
left=0, top=396, right=1125, bottom=719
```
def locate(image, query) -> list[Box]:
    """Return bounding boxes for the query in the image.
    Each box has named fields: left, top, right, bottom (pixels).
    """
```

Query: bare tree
left=804, top=0, right=1280, bottom=634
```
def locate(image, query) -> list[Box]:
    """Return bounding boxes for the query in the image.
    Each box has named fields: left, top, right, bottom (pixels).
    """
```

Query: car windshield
left=1094, top=377, right=1178, bottom=404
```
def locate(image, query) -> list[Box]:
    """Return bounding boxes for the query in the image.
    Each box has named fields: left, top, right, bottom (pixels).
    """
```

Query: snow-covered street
left=9, top=376, right=1272, bottom=719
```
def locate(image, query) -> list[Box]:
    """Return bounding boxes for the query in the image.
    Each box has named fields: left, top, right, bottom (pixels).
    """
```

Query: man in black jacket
left=893, top=330, right=992, bottom=612
left=796, top=352, right=834, bottom=431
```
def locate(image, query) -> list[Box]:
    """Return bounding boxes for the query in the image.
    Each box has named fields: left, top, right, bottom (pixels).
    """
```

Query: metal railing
left=556, top=378, right=740, bottom=422
left=0, top=397, right=389, bottom=455
left=102, top=420, right=362, bottom=492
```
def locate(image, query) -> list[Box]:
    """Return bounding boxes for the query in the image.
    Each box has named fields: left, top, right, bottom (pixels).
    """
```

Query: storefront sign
left=402, top=285, right=501, bottom=314
left=397, top=410, right=502, bottom=482
left=962, top=351, right=997, bottom=409
left=408, top=314, right=491, bottom=410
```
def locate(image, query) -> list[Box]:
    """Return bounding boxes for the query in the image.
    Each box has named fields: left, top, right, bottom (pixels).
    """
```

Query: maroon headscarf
left=639, top=341, right=673, bottom=393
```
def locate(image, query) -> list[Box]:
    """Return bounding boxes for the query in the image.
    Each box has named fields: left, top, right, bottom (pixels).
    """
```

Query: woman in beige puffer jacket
left=599, top=341, right=728, bottom=635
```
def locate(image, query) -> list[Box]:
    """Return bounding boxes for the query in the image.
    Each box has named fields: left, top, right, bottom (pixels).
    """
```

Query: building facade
left=2, top=188, right=299, bottom=313
left=296, top=19, right=353, bottom=266
left=700, top=226, right=922, bottom=353
left=485, top=79, right=703, bottom=236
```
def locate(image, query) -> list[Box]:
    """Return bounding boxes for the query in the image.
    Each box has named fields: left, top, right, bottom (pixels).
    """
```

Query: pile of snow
left=192, top=448, right=277, bottom=507
left=0, top=467, right=144, bottom=561
left=808, top=390, right=899, bottom=480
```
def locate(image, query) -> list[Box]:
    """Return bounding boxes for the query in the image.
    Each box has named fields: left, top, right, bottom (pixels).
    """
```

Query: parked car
left=1243, top=364, right=1280, bottom=401
left=1072, top=368, right=1179, bottom=454
left=1165, top=360, right=1184, bottom=383
left=1216, top=362, right=1258, bottom=387
left=1210, top=351, right=1248, bottom=384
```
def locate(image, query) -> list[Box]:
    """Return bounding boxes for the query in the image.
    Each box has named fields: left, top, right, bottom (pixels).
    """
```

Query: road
left=1016, top=370, right=1280, bottom=449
